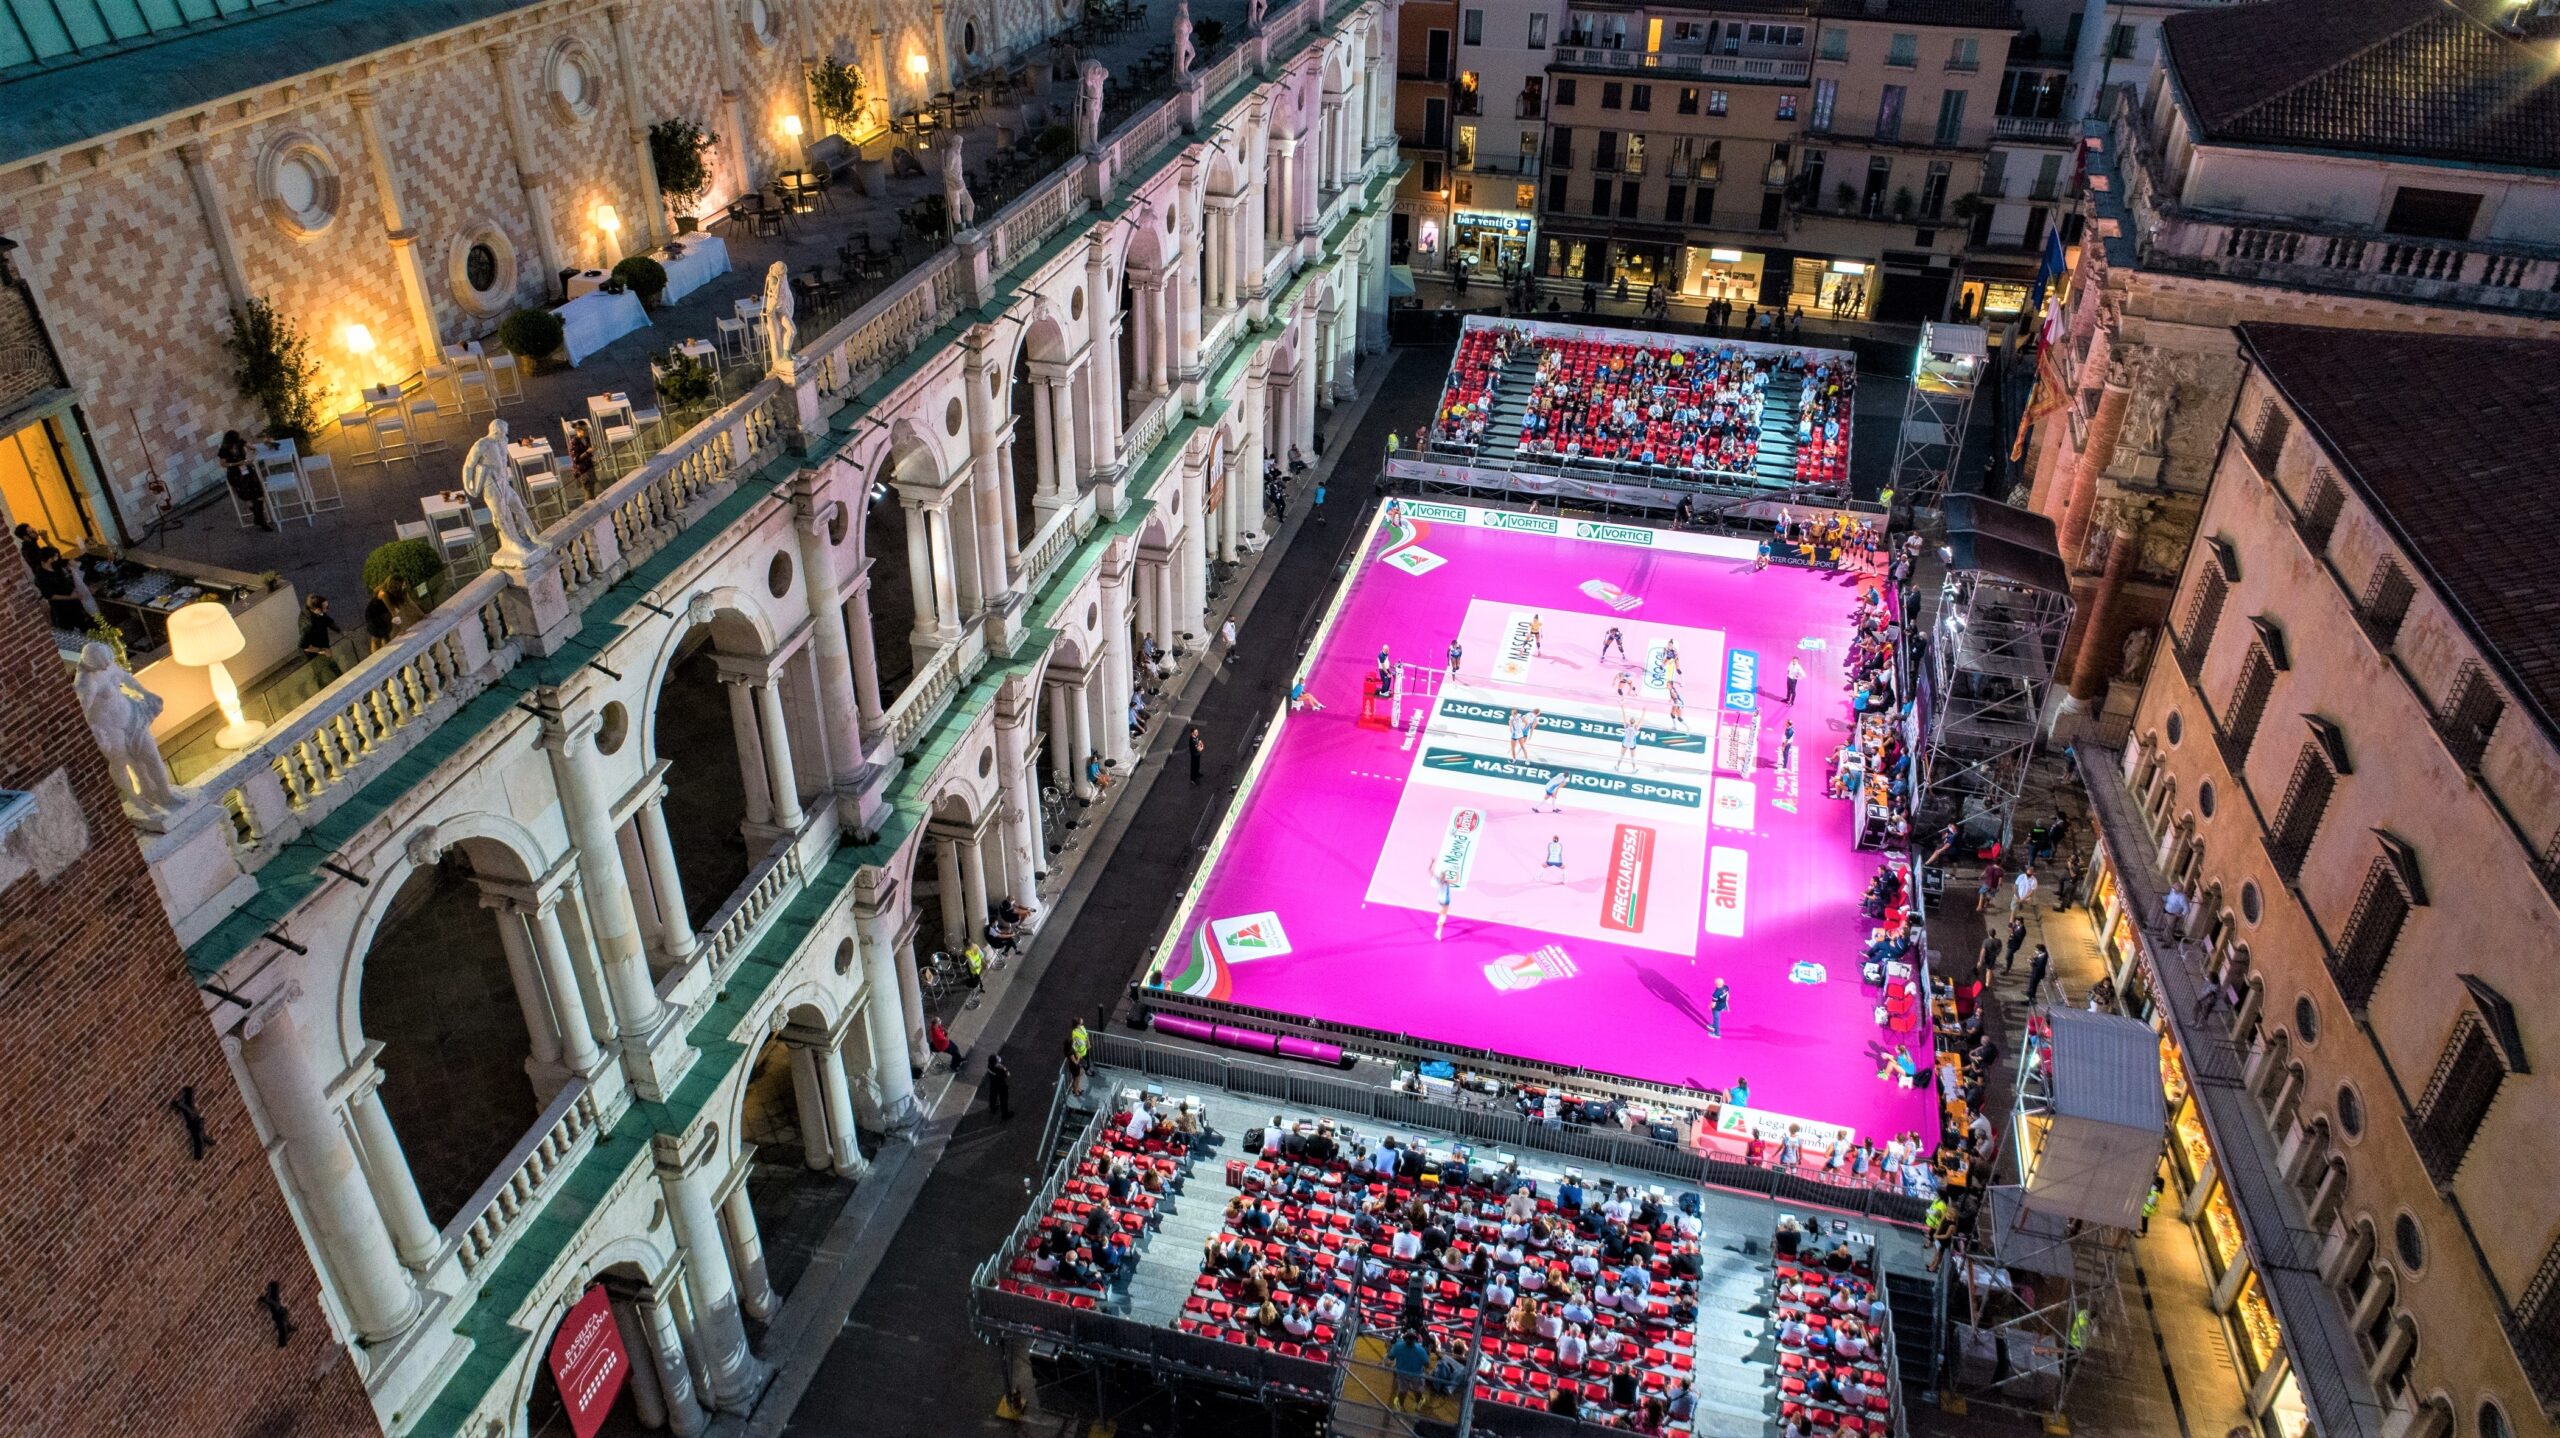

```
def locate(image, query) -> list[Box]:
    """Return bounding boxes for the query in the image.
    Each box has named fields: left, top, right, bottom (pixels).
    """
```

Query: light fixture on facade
left=782, top=113, right=804, bottom=139
left=167, top=601, right=262, bottom=749
left=594, top=203, right=622, bottom=238
left=909, top=51, right=930, bottom=81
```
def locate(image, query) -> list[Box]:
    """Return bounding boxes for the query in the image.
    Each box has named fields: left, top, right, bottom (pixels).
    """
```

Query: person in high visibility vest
left=2068, top=1306, right=2092, bottom=1352
left=964, top=942, right=985, bottom=990
left=1070, top=1018, right=1090, bottom=1061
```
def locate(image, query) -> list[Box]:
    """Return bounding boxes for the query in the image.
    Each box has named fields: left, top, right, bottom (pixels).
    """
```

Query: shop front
left=1793, top=256, right=1874, bottom=319
left=1539, top=230, right=1678, bottom=296
left=1680, top=246, right=1765, bottom=306
left=1873, top=251, right=1955, bottom=324
left=1451, top=210, right=1535, bottom=276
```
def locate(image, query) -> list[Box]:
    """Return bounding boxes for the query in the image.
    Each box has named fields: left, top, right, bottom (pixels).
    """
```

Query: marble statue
left=941, top=136, right=977, bottom=232
left=1077, top=59, right=1106, bottom=152
left=460, top=419, right=543, bottom=567
left=1249, top=0, right=1265, bottom=31
left=762, top=260, right=797, bottom=366
left=1173, top=0, right=1195, bottom=81
left=75, top=641, right=179, bottom=816
left=2120, top=628, right=2156, bottom=684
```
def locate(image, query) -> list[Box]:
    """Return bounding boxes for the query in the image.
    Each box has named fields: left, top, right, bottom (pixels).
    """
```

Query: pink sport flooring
left=1150, top=513, right=1935, bottom=1144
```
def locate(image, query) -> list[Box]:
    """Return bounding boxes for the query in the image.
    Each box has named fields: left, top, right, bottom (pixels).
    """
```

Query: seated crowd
left=1176, top=1116, right=1719, bottom=1432
left=1793, top=356, right=1855, bottom=486
left=1518, top=337, right=1774, bottom=474
left=1768, top=1216, right=1897, bottom=1437
left=1429, top=325, right=1524, bottom=450
left=997, top=1093, right=1203, bottom=1304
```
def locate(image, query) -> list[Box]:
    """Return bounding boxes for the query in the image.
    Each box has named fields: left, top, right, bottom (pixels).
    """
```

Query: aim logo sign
left=1209, top=912, right=1294, bottom=962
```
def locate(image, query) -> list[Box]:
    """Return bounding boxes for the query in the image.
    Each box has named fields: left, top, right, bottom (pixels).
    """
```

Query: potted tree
left=224, top=297, right=324, bottom=445
left=497, top=308, right=568, bottom=369
left=650, top=118, right=721, bottom=233
left=808, top=58, right=866, bottom=136
left=1833, top=181, right=1856, bottom=214
left=612, top=255, right=669, bottom=307
left=1892, top=186, right=1915, bottom=219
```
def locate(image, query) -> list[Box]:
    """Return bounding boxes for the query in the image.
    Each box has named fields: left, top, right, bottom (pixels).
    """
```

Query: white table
left=564, top=269, right=613, bottom=300
left=655, top=234, right=732, bottom=303
left=553, top=289, right=651, bottom=367
left=508, top=440, right=555, bottom=479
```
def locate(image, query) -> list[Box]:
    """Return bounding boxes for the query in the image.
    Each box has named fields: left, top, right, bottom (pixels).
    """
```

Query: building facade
left=2018, top=0, right=2560, bottom=736
left=2083, top=323, right=2560, bottom=1438
left=1532, top=0, right=2017, bottom=322
left=4, top=0, right=1399, bottom=1430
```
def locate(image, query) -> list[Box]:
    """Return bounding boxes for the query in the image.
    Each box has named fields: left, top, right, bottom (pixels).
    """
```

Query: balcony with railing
left=1549, top=45, right=1809, bottom=81
left=1994, top=114, right=2073, bottom=142
left=2105, top=91, right=2560, bottom=315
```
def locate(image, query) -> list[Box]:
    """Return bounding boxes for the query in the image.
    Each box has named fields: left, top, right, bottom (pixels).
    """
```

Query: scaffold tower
left=1891, top=322, right=1989, bottom=510
left=1921, top=497, right=2072, bottom=851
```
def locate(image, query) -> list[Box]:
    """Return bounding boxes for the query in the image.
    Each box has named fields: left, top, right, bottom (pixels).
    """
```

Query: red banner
left=1599, top=824, right=1656, bottom=933
left=549, top=1284, right=629, bottom=1438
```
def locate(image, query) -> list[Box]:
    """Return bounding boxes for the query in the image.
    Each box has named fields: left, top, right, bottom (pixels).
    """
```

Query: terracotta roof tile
left=2162, top=0, right=2560, bottom=169
left=2238, top=322, right=2560, bottom=738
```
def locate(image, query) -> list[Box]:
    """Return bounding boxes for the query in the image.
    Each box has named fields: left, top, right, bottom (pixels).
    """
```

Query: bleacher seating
left=996, top=1096, right=1199, bottom=1308
left=1769, top=1217, right=1896, bottom=1437
left=1429, top=325, right=1521, bottom=451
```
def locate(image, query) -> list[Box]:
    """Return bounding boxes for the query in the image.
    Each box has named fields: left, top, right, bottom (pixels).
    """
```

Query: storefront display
left=2199, top=1180, right=2244, bottom=1278
left=2232, top=1271, right=2283, bottom=1376
left=1453, top=211, right=1533, bottom=274
left=1681, top=247, right=1764, bottom=304
left=1794, top=257, right=1871, bottom=318
left=1610, top=244, right=1672, bottom=292
left=2171, top=1094, right=2211, bottom=1190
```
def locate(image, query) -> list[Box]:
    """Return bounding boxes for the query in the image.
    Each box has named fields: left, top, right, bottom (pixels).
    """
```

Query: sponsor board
left=1484, top=944, right=1580, bottom=992
left=1578, top=578, right=1643, bottom=612
left=1383, top=546, right=1447, bottom=575
left=1788, top=961, right=1829, bottom=985
left=1599, top=824, right=1656, bottom=933
left=1573, top=520, right=1656, bottom=547
left=1492, top=612, right=1540, bottom=682
left=1438, top=697, right=1706, bottom=753
left=1209, top=911, right=1293, bottom=962
left=1483, top=511, right=1560, bottom=534
left=1434, top=807, right=1487, bottom=888
left=1418, top=748, right=1703, bottom=810
left=548, top=1284, right=631, bottom=1438
left=1723, top=648, right=1760, bottom=712
left=1643, top=639, right=1675, bottom=695
left=1713, top=1104, right=1855, bottom=1151
left=1715, top=714, right=1760, bottom=775
left=1711, top=777, right=1757, bottom=831
left=1704, top=845, right=1748, bottom=937
left=1401, top=500, right=1472, bottom=522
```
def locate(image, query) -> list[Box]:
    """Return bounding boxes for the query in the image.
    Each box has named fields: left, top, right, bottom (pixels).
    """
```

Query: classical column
left=635, top=1286, right=710, bottom=1436
left=343, top=1055, right=440, bottom=1271
left=957, top=831, right=992, bottom=940
left=1129, top=281, right=1155, bottom=405
left=1068, top=678, right=1095, bottom=794
left=923, top=502, right=962, bottom=633
left=606, top=4, right=670, bottom=246
left=1151, top=284, right=1173, bottom=394
left=2068, top=513, right=2142, bottom=701
left=238, top=1005, right=419, bottom=1342
left=797, top=504, right=868, bottom=784
left=526, top=891, right=605, bottom=1072
left=609, top=1294, right=674, bottom=1432
left=175, top=144, right=252, bottom=319
left=1098, top=554, right=1134, bottom=767
left=1238, top=361, right=1270, bottom=543
left=720, top=1184, right=779, bottom=1320
left=855, top=931, right=917, bottom=1121
left=816, top=1035, right=867, bottom=1173
left=488, top=43, right=570, bottom=285
left=706, top=0, right=755, bottom=206
left=722, top=676, right=775, bottom=826
left=486, top=893, right=567, bottom=1070
left=753, top=674, right=806, bottom=831
left=1177, top=176, right=1205, bottom=367
left=993, top=692, right=1043, bottom=894
left=786, top=1041, right=831, bottom=1169
left=947, top=481, right=984, bottom=619
left=655, top=1144, right=765, bottom=1411
left=638, top=790, right=697, bottom=960
left=2057, top=369, right=2130, bottom=564
left=965, top=356, right=1018, bottom=593
left=1320, top=98, right=1345, bottom=191
left=934, top=836, right=968, bottom=947
left=1047, top=682, right=1081, bottom=798
left=1048, top=375, right=1080, bottom=492
left=547, top=726, right=665, bottom=1042
left=346, top=88, right=446, bottom=364
left=843, top=578, right=888, bottom=738
left=1177, top=463, right=1206, bottom=640
left=1030, top=381, right=1058, bottom=497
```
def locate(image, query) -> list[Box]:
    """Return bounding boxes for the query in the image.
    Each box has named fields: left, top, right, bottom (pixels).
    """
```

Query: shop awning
left=1389, top=265, right=1416, bottom=299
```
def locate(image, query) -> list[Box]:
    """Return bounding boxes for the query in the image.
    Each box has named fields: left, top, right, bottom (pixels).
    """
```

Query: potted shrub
left=224, top=297, right=324, bottom=445
left=612, top=255, right=669, bottom=306
left=362, top=537, right=449, bottom=610
left=497, top=307, right=568, bottom=368
left=1037, top=123, right=1077, bottom=161
left=1892, top=186, right=1914, bottom=219
left=652, top=346, right=720, bottom=415
left=650, top=118, right=722, bottom=232
left=1833, top=181, right=1856, bottom=213
left=808, top=58, right=866, bottom=135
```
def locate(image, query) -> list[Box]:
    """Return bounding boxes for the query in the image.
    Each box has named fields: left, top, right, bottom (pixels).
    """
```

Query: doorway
left=0, top=414, right=105, bottom=551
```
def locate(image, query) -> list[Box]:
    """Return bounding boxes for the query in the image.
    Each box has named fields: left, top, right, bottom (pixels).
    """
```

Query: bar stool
left=486, top=352, right=525, bottom=403
left=338, top=410, right=380, bottom=466
left=300, top=455, right=344, bottom=515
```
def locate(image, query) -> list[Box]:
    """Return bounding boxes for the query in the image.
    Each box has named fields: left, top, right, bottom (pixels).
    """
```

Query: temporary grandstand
left=971, top=1036, right=1941, bottom=1438
left=1387, top=317, right=1860, bottom=513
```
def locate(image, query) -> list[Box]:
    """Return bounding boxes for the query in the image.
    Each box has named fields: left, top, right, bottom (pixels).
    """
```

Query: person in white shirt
left=1283, top=1305, right=1316, bottom=1338
left=1570, top=1247, right=1601, bottom=1278
left=1262, top=1117, right=1285, bottom=1155
left=1391, top=1229, right=1423, bottom=1261
left=1125, top=1105, right=1154, bottom=1141
left=1315, top=1291, right=1348, bottom=1324
left=1557, top=1327, right=1589, bottom=1366
left=1535, top=1305, right=1564, bottom=1340
left=1506, top=1187, right=1538, bottom=1223
left=1601, top=1190, right=1632, bottom=1224
left=1518, top=1263, right=1546, bottom=1292
left=1485, top=1275, right=1515, bottom=1309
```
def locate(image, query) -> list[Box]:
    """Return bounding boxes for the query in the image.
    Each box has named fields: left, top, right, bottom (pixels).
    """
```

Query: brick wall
left=0, top=568, right=377, bottom=1433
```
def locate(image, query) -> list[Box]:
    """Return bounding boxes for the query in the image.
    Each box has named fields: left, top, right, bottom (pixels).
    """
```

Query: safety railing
left=554, top=383, right=796, bottom=607
left=989, top=163, right=1089, bottom=271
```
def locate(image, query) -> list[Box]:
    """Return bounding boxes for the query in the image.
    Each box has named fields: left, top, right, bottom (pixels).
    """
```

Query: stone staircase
left=1686, top=1236, right=1783, bottom=1438
left=1479, top=349, right=1542, bottom=464
left=1751, top=374, right=1806, bottom=489
left=1118, top=1129, right=1236, bottom=1326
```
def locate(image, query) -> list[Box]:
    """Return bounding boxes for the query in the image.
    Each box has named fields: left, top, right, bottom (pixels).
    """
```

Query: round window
left=2165, top=711, right=2184, bottom=747
left=828, top=503, right=851, bottom=546
left=768, top=551, right=795, bottom=597
left=2481, top=1402, right=2512, bottom=1438
left=2337, top=1084, right=2365, bottom=1139
left=964, top=19, right=980, bottom=54
left=742, top=0, right=779, bottom=46
left=1071, top=286, right=1086, bottom=320
left=2293, top=995, right=2320, bottom=1047
left=595, top=701, right=630, bottom=755
left=2241, top=881, right=2263, bottom=925
left=834, top=937, right=857, bottom=975
left=260, top=136, right=342, bottom=237
left=1085, top=601, right=1099, bottom=629
left=546, top=40, right=604, bottom=125
left=449, top=225, right=520, bottom=316
left=2197, top=780, right=2216, bottom=819
left=946, top=397, right=965, bottom=435
left=978, top=747, right=995, bottom=777
left=2394, top=1212, right=2426, bottom=1273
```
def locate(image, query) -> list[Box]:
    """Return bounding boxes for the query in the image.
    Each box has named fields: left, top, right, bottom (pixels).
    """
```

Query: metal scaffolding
left=1889, top=322, right=1988, bottom=510
left=1921, top=496, right=2072, bottom=852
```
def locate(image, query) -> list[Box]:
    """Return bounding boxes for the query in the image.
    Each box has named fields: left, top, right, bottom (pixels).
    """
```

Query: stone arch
left=863, top=420, right=952, bottom=710
left=648, top=596, right=798, bottom=929
left=333, top=812, right=552, bottom=1061
left=514, top=1240, right=684, bottom=1438
left=637, top=591, right=779, bottom=765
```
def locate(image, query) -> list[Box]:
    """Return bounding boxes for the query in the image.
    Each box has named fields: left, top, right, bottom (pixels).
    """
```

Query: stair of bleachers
left=1754, top=378, right=1802, bottom=488
left=1481, top=352, right=1540, bottom=464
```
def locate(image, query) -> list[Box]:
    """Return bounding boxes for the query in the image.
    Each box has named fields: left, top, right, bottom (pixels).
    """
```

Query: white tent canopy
left=2015, top=1008, right=2165, bottom=1230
